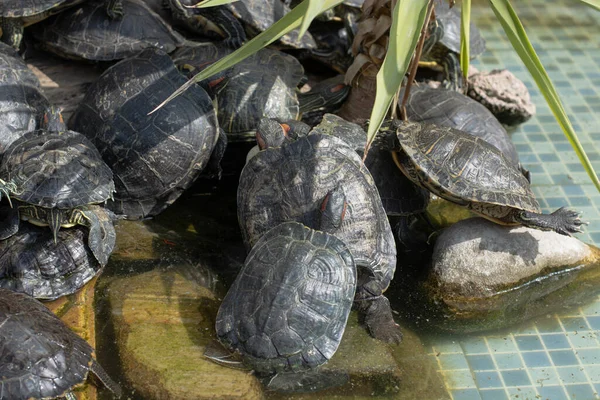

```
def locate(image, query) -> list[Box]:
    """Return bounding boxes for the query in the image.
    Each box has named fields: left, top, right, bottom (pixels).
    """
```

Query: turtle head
left=319, top=186, right=347, bottom=233
left=256, top=118, right=289, bottom=150
left=41, top=106, right=67, bottom=134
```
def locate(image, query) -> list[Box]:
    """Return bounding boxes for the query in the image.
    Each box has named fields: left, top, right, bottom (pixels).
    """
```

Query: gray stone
left=423, top=217, right=600, bottom=332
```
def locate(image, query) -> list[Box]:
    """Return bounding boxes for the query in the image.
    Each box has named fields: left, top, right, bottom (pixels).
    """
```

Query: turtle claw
left=551, top=207, right=586, bottom=236
left=78, top=206, right=116, bottom=266
left=360, top=295, right=403, bottom=344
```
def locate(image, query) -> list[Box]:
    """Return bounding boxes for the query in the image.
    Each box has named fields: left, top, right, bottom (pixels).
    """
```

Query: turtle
left=238, top=131, right=401, bottom=343
left=171, top=42, right=349, bottom=143
left=402, top=84, right=530, bottom=181
left=0, top=0, right=123, bottom=49
left=215, top=220, right=356, bottom=391
left=0, top=108, right=117, bottom=266
left=0, top=41, right=50, bottom=156
left=387, top=120, right=585, bottom=236
left=164, top=0, right=246, bottom=48
left=420, top=0, right=486, bottom=90
left=0, top=218, right=103, bottom=300
left=30, top=0, right=184, bottom=62
left=0, top=288, right=122, bottom=400
left=69, top=47, right=221, bottom=220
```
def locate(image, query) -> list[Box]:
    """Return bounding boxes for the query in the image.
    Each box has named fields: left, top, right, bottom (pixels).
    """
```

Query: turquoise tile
left=451, top=389, right=482, bottom=400
left=479, top=389, right=508, bottom=400
left=486, top=337, right=518, bottom=353
left=440, top=354, right=470, bottom=370
left=522, top=352, right=553, bottom=368
left=549, top=350, right=580, bottom=366
left=462, top=338, right=490, bottom=355
left=474, top=371, right=503, bottom=389
left=467, top=355, right=496, bottom=371
left=585, top=365, right=600, bottom=382
left=537, top=385, right=569, bottom=400
left=515, top=336, right=544, bottom=351
left=569, top=333, right=599, bottom=349
left=564, top=384, right=597, bottom=399
left=493, top=353, right=523, bottom=370
left=541, top=334, right=571, bottom=350
left=587, top=316, right=600, bottom=330
left=500, top=370, right=531, bottom=387
left=561, top=317, right=590, bottom=332
left=556, top=366, right=589, bottom=384
left=506, top=387, right=537, bottom=399
left=529, top=367, right=560, bottom=386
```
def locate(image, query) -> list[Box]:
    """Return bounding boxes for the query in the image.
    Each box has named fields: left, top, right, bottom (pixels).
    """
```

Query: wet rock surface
left=421, top=218, right=600, bottom=332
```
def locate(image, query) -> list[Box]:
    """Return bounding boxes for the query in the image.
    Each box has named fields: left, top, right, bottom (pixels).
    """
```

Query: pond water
left=84, top=0, right=600, bottom=399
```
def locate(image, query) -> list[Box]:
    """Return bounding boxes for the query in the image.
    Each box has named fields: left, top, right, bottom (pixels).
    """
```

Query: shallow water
left=88, top=0, right=600, bottom=399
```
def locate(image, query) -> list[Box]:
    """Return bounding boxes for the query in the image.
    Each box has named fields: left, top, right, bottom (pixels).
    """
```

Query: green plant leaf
left=299, top=0, right=327, bottom=38
left=365, top=0, right=430, bottom=152
left=460, top=0, right=471, bottom=78
left=150, top=0, right=343, bottom=114
left=488, top=0, right=600, bottom=192
left=577, top=0, right=600, bottom=11
left=184, top=0, right=239, bottom=8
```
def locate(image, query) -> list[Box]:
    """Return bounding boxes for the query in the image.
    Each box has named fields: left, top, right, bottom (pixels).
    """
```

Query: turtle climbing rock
left=215, top=221, right=356, bottom=391
left=70, top=47, right=221, bottom=219
left=0, top=108, right=116, bottom=266
left=238, top=131, right=401, bottom=343
left=390, top=120, right=585, bottom=236
left=0, top=288, right=122, bottom=400
left=0, top=220, right=103, bottom=300
left=30, top=0, right=183, bottom=62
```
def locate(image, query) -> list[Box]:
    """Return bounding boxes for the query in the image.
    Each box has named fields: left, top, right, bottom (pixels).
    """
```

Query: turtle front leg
left=355, top=277, right=403, bottom=344
left=106, top=0, right=124, bottom=19
left=74, top=205, right=116, bottom=266
left=512, top=207, right=585, bottom=236
left=0, top=18, right=24, bottom=50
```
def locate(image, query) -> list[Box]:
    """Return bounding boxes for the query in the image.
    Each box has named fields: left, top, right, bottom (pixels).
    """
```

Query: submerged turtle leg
left=511, top=207, right=585, bottom=236
left=89, top=359, right=123, bottom=398
left=0, top=18, right=24, bottom=49
left=441, top=52, right=463, bottom=92
left=106, top=0, right=124, bottom=19
left=0, top=205, right=19, bottom=240
left=74, top=205, right=116, bottom=266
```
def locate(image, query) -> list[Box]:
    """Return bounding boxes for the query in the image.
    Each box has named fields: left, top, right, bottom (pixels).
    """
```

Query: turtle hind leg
left=357, top=295, right=403, bottom=344
left=514, top=207, right=585, bottom=236
left=89, top=359, right=123, bottom=398
left=76, top=206, right=116, bottom=266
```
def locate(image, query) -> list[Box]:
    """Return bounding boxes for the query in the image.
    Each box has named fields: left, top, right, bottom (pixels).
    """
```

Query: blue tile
left=541, top=334, right=571, bottom=350
left=564, top=384, right=597, bottom=399
left=451, top=388, right=482, bottom=400
left=461, top=338, right=489, bottom=355
left=493, top=353, right=523, bottom=370
left=563, top=185, right=586, bottom=196
left=515, top=336, right=544, bottom=351
left=467, top=354, right=496, bottom=371
left=561, top=317, right=589, bottom=332
left=587, top=316, right=600, bottom=330
left=479, top=389, right=509, bottom=400
left=522, top=351, right=553, bottom=368
left=579, top=349, right=600, bottom=365
left=557, top=366, right=588, bottom=384
left=475, top=371, right=503, bottom=389
left=439, top=353, right=470, bottom=370
left=537, top=385, right=568, bottom=400
left=540, top=153, right=561, bottom=162
left=500, top=370, right=531, bottom=387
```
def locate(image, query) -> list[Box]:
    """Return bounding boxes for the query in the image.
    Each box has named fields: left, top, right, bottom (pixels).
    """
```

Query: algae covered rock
left=423, top=217, right=600, bottom=332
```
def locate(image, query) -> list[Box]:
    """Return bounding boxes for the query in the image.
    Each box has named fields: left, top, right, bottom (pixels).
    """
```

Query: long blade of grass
left=185, top=0, right=239, bottom=8
left=365, top=0, right=430, bottom=152
left=488, top=0, right=600, bottom=192
left=150, top=0, right=343, bottom=114
left=577, top=0, right=600, bottom=11
left=299, top=0, right=328, bottom=38
left=460, top=0, right=471, bottom=78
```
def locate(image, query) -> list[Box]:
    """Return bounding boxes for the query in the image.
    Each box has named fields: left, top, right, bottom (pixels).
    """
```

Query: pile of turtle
left=0, top=0, right=586, bottom=397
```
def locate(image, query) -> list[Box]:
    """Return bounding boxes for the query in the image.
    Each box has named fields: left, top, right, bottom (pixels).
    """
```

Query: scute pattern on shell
left=31, top=0, right=184, bottom=61
left=0, top=129, right=114, bottom=209
left=216, top=222, right=356, bottom=374
left=0, top=0, right=80, bottom=18
left=0, top=223, right=101, bottom=300
left=70, top=47, right=219, bottom=219
left=397, top=123, right=540, bottom=213
left=0, top=288, right=95, bottom=400
left=433, top=0, right=486, bottom=56
left=238, top=133, right=396, bottom=292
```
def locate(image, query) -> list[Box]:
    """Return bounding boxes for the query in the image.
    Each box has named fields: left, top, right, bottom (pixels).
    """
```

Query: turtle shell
left=238, top=133, right=396, bottom=291
left=396, top=122, right=540, bottom=213
left=0, top=222, right=102, bottom=300
left=0, top=45, right=49, bottom=155
left=0, top=129, right=114, bottom=209
left=172, top=42, right=304, bottom=142
left=406, top=85, right=521, bottom=168
left=431, top=0, right=485, bottom=57
left=30, top=0, right=184, bottom=61
left=69, top=47, right=219, bottom=219
left=225, top=0, right=316, bottom=49
left=216, top=221, right=356, bottom=374
left=0, top=0, right=81, bottom=18
left=0, top=288, right=102, bottom=399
